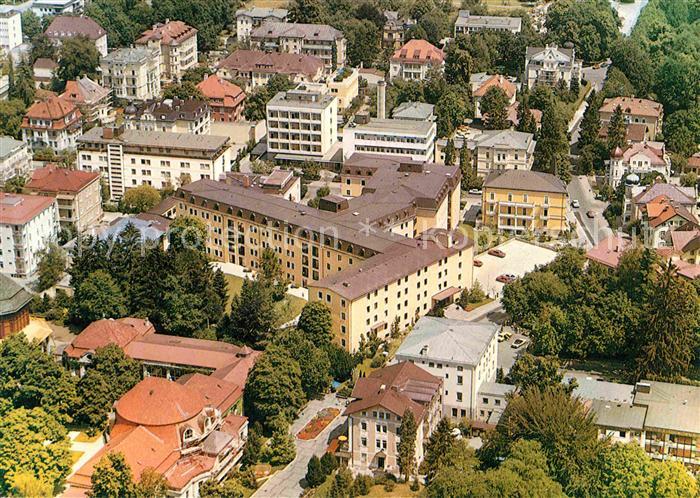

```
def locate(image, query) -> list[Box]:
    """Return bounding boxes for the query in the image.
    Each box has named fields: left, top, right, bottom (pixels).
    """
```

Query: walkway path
left=66, top=431, right=105, bottom=477
left=253, top=394, right=347, bottom=498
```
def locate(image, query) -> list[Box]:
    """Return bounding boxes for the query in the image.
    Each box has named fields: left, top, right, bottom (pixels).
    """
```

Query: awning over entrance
left=370, top=321, right=387, bottom=332
left=431, top=286, right=461, bottom=302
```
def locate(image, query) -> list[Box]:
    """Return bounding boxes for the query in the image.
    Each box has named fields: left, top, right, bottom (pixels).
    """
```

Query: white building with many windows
left=77, top=126, right=232, bottom=200
left=0, top=192, right=59, bottom=278
left=0, top=8, right=22, bottom=51
left=0, top=137, right=31, bottom=188
left=343, top=118, right=436, bottom=162
left=474, top=129, right=536, bottom=175
left=235, top=7, right=288, bottom=42
left=100, top=47, right=162, bottom=102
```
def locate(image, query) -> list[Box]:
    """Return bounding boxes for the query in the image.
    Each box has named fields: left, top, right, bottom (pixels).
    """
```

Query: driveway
left=254, top=394, right=347, bottom=498
left=567, top=176, right=612, bottom=247
left=497, top=329, right=529, bottom=376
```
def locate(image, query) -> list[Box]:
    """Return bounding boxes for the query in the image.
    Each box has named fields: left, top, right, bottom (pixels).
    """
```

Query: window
left=361, top=437, right=367, bottom=447
left=457, top=375, right=463, bottom=385
left=361, top=421, right=367, bottom=431
left=457, top=392, right=463, bottom=402
left=482, top=397, right=488, bottom=404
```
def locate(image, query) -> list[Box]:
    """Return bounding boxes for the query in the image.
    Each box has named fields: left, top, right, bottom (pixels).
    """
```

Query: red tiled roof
left=585, top=235, right=631, bottom=268
left=391, top=39, right=444, bottom=64
left=600, top=97, right=663, bottom=118
left=163, top=454, right=216, bottom=489
left=0, top=192, right=55, bottom=226
left=115, top=377, right=205, bottom=426
left=26, top=165, right=99, bottom=193
left=507, top=102, right=542, bottom=127
left=473, top=74, right=516, bottom=98
left=64, top=317, right=155, bottom=359
left=45, top=15, right=106, bottom=40
left=621, top=142, right=666, bottom=166
left=218, top=49, right=324, bottom=77
left=675, top=259, right=700, bottom=280
left=136, top=20, right=197, bottom=46
left=196, top=75, right=245, bottom=109
left=177, top=373, right=242, bottom=414
left=21, top=95, right=81, bottom=130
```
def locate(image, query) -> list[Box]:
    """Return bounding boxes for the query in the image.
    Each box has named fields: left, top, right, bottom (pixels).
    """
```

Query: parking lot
left=473, top=239, right=559, bottom=297
left=497, top=327, right=530, bottom=376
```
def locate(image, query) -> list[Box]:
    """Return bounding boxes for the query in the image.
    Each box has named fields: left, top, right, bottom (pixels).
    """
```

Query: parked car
left=468, top=188, right=482, bottom=195
left=496, top=274, right=517, bottom=284
left=586, top=210, right=596, bottom=218
left=511, top=338, right=527, bottom=349
left=571, top=199, right=580, bottom=208
left=488, top=249, right=506, bottom=258
left=498, top=330, right=512, bottom=342
left=473, top=259, right=483, bottom=267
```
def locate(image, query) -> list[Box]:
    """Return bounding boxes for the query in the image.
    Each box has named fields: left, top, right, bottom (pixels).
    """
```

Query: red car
left=488, top=249, right=506, bottom=258
left=496, top=274, right=517, bottom=284
left=473, top=259, right=483, bottom=267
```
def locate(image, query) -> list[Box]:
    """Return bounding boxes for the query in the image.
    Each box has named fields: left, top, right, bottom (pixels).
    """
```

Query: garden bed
left=463, top=297, right=494, bottom=312
left=297, top=408, right=340, bottom=440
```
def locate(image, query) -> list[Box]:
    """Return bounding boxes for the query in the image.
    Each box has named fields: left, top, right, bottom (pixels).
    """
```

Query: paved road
left=254, top=394, right=347, bottom=498
left=569, top=65, right=609, bottom=146
left=567, top=175, right=612, bottom=247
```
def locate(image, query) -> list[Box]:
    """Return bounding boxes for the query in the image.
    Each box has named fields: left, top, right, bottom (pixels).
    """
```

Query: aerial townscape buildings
left=1, top=0, right=700, bottom=496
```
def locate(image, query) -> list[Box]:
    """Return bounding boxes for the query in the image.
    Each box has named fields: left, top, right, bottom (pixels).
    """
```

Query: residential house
left=0, top=136, right=31, bottom=187
left=454, top=10, right=522, bottom=36
left=608, top=142, right=671, bottom=187
left=524, top=45, right=582, bottom=90
left=0, top=9, right=22, bottom=51
left=135, top=20, right=198, bottom=82
left=60, top=76, right=113, bottom=125
left=24, top=165, right=102, bottom=232
left=344, top=362, right=442, bottom=476
left=216, top=49, right=324, bottom=92
left=598, top=121, right=648, bottom=145
left=100, top=47, right=162, bottom=102
left=44, top=15, right=107, bottom=57
left=635, top=195, right=698, bottom=248
left=32, top=58, right=57, bottom=88
left=250, top=22, right=346, bottom=71
left=599, top=97, right=663, bottom=140
left=21, top=95, right=83, bottom=152
left=389, top=39, right=444, bottom=82
left=124, top=97, right=211, bottom=135
left=77, top=126, right=232, bottom=200
left=474, top=129, right=536, bottom=175
left=631, top=182, right=698, bottom=221
left=382, top=11, right=414, bottom=50
left=197, top=75, right=246, bottom=122
left=235, top=7, right=288, bottom=41
left=686, top=152, right=700, bottom=175
left=391, top=101, right=435, bottom=122
left=482, top=169, right=568, bottom=234
left=0, top=274, right=53, bottom=352
left=342, top=117, right=436, bottom=162
left=0, top=192, right=59, bottom=277
left=31, top=0, right=84, bottom=18
left=470, top=73, right=517, bottom=119
left=394, top=317, right=503, bottom=422
left=668, top=229, right=700, bottom=265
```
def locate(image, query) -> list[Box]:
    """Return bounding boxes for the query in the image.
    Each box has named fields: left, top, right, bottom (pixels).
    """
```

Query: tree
left=70, top=270, right=128, bottom=325
left=0, top=406, right=72, bottom=495
left=29, top=33, right=56, bottom=64
left=168, top=215, right=208, bottom=251
left=508, top=354, right=564, bottom=392
left=20, top=11, right=42, bottom=40
left=37, top=243, right=66, bottom=291
left=240, top=424, right=263, bottom=468
left=443, top=139, right=456, bottom=166
left=136, top=468, right=168, bottom=498
left=397, top=409, right=417, bottom=481
left=258, top=247, right=288, bottom=301
left=273, top=328, right=331, bottom=399
left=305, top=455, right=325, bottom=487
left=444, top=46, right=472, bottom=87
left=88, top=452, right=135, bottom=498
left=289, top=0, right=323, bottom=23
left=221, top=278, right=277, bottom=346
left=297, top=301, right=333, bottom=345
left=162, top=81, right=204, bottom=100
left=320, top=452, right=338, bottom=476
left=0, top=99, right=27, bottom=139
left=578, top=91, right=602, bottom=148
left=323, top=343, right=356, bottom=381
left=663, top=106, right=700, bottom=157
left=516, top=98, right=537, bottom=135
left=533, top=101, right=571, bottom=182
left=9, top=62, right=35, bottom=107
left=119, top=185, right=161, bottom=213
left=328, top=468, right=354, bottom=498
left=180, top=65, right=211, bottom=85
left=244, top=345, right=305, bottom=431
left=609, top=38, right=655, bottom=97
left=654, top=55, right=700, bottom=115
left=422, top=418, right=454, bottom=482
left=10, top=472, right=53, bottom=497
left=263, top=428, right=296, bottom=465
left=480, top=86, right=510, bottom=130
left=606, top=105, right=627, bottom=152
left=601, top=67, right=634, bottom=99
left=634, top=261, right=699, bottom=380
left=435, top=88, right=471, bottom=137
left=340, top=19, right=380, bottom=68
left=199, top=478, right=245, bottom=498
left=54, top=36, right=100, bottom=90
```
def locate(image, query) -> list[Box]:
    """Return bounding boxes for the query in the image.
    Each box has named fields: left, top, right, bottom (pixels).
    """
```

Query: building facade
left=389, top=39, right=444, bottom=82
left=455, top=10, right=522, bottom=35
left=525, top=45, right=582, bottom=90
left=0, top=192, right=59, bottom=277
left=135, top=20, right=198, bottom=82
left=599, top=97, right=663, bottom=140
left=100, top=47, right=162, bottom=102
left=60, top=76, right=113, bottom=125
left=77, top=126, right=232, bottom=200
left=0, top=9, right=22, bottom=51
left=474, top=129, right=536, bottom=175
left=31, top=0, right=83, bottom=17
left=124, top=98, right=211, bottom=135
left=21, top=95, right=83, bottom=153
left=235, top=7, right=288, bottom=41
left=343, top=118, right=436, bottom=162
left=0, top=136, right=30, bottom=187
left=44, top=15, right=107, bottom=56
left=608, top=142, right=671, bottom=187
left=481, top=170, right=568, bottom=234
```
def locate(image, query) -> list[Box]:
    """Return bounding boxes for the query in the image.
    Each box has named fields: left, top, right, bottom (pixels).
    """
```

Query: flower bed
left=297, top=408, right=340, bottom=440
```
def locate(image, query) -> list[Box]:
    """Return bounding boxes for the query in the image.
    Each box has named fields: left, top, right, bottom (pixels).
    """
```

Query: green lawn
left=464, top=297, right=494, bottom=312
left=223, top=273, right=307, bottom=327
left=74, top=431, right=101, bottom=443
left=312, top=479, right=421, bottom=497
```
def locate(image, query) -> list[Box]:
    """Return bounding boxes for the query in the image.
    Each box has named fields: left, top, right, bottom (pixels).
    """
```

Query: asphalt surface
left=567, top=175, right=612, bottom=247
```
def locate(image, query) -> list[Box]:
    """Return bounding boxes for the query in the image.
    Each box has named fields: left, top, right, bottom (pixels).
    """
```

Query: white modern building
left=0, top=136, right=31, bottom=187
left=454, top=10, right=522, bottom=35
left=343, top=118, right=436, bottom=162
left=0, top=192, right=59, bottom=278
left=266, top=84, right=338, bottom=158
left=0, top=8, right=22, bottom=51
left=235, top=7, right=288, bottom=41
left=100, top=47, right=162, bottom=102
left=524, top=45, right=582, bottom=90
left=77, top=126, right=232, bottom=200
left=394, top=317, right=509, bottom=423
left=31, top=0, right=84, bottom=17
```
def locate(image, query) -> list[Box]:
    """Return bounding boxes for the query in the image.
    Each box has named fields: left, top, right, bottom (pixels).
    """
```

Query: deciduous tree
left=297, top=301, right=333, bottom=345
left=37, top=243, right=66, bottom=291
left=88, top=452, right=135, bottom=498
left=119, top=184, right=161, bottom=213
left=480, top=86, right=510, bottom=130
left=70, top=270, right=128, bottom=325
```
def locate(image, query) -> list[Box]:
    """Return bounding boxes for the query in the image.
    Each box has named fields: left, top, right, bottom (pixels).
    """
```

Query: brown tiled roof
left=600, top=97, right=663, bottom=118
left=0, top=192, right=56, bottom=226
left=125, top=97, right=209, bottom=122
left=688, top=152, right=700, bottom=168
left=22, top=95, right=81, bottom=130
left=45, top=15, right=106, bottom=40
left=64, top=317, right=155, bottom=358
left=177, top=373, right=242, bottom=414
left=392, top=39, right=444, bottom=64
left=196, top=75, right=245, bottom=108
left=585, top=235, right=631, bottom=268
left=483, top=170, right=567, bottom=194
left=633, top=183, right=696, bottom=206
left=115, top=376, right=205, bottom=426
left=26, top=165, right=100, bottom=193
left=33, top=57, right=58, bottom=70
left=344, top=361, right=441, bottom=420
left=136, top=20, right=197, bottom=46
left=217, top=49, right=324, bottom=77
left=507, top=102, right=541, bottom=127
left=670, top=229, right=700, bottom=254
left=60, top=77, right=110, bottom=106
left=473, top=74, right=516, bottom=98
left=250, top=22, right=343, bottom=42
left=598, top=122, right=647, bottom=143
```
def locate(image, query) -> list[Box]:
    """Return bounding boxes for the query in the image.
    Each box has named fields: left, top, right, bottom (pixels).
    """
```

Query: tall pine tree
left=533, top=101, right=571, bottom=182
left=397, top=409, right=417, bottom=481
left=607, top=105, right=627, bottom=153
left=444, top=138, right=456, bottom=166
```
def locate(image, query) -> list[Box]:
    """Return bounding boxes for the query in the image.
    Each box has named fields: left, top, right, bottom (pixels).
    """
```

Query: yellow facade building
left=175, top=154, right=473, bottom=351
left=481, top=170, right=568, bottom=235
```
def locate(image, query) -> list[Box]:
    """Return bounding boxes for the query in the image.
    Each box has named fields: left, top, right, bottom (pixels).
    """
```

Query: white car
left=571, top=200, right=580, bottom=208
left=468, top=188, right=482, bottom=195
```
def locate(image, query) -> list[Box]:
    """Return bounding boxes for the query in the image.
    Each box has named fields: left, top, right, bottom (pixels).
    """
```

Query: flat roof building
left=343, top=117, right=436, bottom=163
left=455, top=10, right=522, bottom=35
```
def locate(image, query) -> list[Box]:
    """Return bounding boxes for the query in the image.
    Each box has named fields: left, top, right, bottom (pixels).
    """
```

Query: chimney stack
left=377, top=80, right=386, bottom=119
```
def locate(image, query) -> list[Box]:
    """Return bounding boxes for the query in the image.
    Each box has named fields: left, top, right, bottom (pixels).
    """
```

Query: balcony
left=499, top=200, right=533, bottom=208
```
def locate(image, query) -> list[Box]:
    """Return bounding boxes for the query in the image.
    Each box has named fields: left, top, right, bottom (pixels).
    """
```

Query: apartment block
left=25, top=165, right=102, bottom=232
left=101, top=47, right=162, bottom=102
left=389, top=39, right=444, bottom=82
left=474, top=129, right=536, bottom=175
left=0, top=8, right=22, bottom=51
left=344, top=362, right=442, bottom=476
left=136, top=20, right=198, bottom=82
left=44, top=15, right=107, bottom=57
left=31, top=0, right=83, bottom=17
left=525, top=45, right=582, bottom=90
left=250, top=22, right=346, bottom=71
left=481, top=170, right=568, bottom=234
left=0, top=136, right=30, bottom=188
left=0, top=193, right=59, bottom=277
left=124, top=98, right=211, bottom=135
left=599, top=97, right=663, bottom=140
left=77, top=126, right=232, bottom=200
left=454, top=10, right=521, bottom=36
left=266, top=85, right=338, bottom=158
left=235, top=7, right=288, bottom=41
left=343, top=118, right=436, bottom=162
left=21, top=95, right=83, bottom=153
